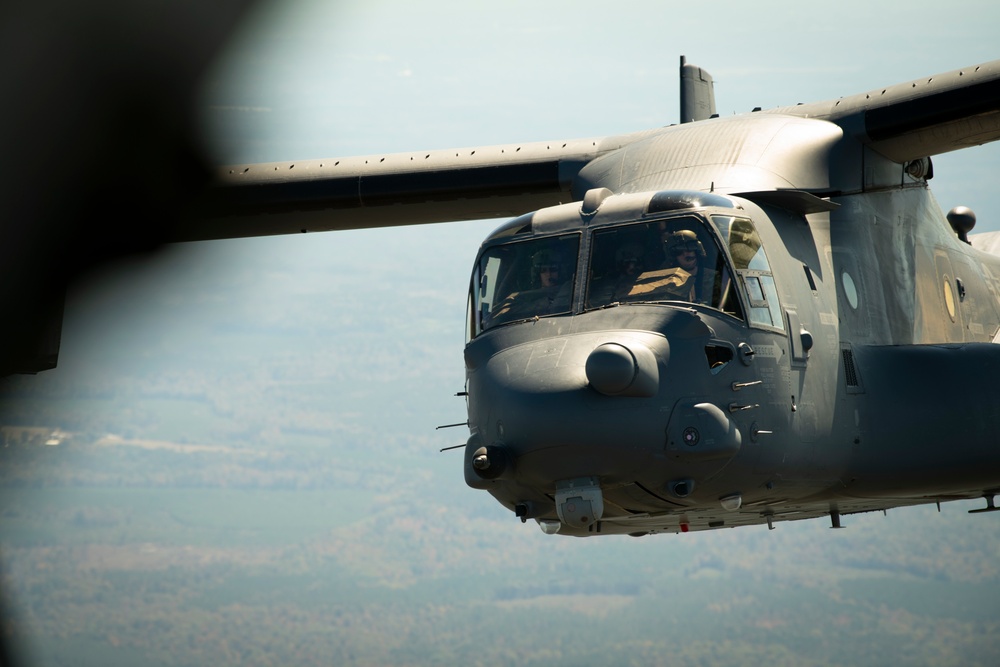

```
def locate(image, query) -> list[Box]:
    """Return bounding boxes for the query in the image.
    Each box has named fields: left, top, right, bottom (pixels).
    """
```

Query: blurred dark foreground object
left=0, top=0, right=258, bottom=375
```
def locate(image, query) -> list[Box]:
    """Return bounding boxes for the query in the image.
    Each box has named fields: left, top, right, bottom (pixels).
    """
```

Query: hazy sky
left=200, top=0, right=1000, bottom=228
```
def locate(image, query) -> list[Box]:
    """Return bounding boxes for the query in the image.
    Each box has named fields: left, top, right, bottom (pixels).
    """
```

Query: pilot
left=626, top=229, right=707, bottom=302
left=587, top=242, right=644, bottom=307
left=610, top=242, right=645, bottom=301
left=534, top=251, right=564, bottom=289
left=492, top=248, right=573, bottom=322
left=663, top=230, right=709, bottom=302
left=616, top=243, right=645, bottom=279
left=530, top=249, right=572, bottom=312
left=667, top=230, right=704, bottom=274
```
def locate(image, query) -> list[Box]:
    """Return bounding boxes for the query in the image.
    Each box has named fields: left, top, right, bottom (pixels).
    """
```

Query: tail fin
left=679, top=56, right=716, bottom=123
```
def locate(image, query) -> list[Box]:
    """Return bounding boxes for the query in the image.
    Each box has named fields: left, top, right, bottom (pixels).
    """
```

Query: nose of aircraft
left=464, top=329, right=668, bottom=487
left=463, top=308, right=746, bottom=532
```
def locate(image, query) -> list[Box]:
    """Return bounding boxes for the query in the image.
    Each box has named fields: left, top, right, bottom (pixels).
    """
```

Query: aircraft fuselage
left=462, top=147, right=1000, bottom=535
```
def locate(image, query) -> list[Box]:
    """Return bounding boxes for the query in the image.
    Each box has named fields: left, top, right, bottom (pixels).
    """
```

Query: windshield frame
left=466, top=209, right=785, bottom=341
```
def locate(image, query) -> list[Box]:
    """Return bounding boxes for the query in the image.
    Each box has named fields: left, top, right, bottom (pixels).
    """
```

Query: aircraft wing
left=187, top=59, right=1000, bottom=243
left=775, top=59, right=1000, bottom=163
left=178, top=133, right=651, bottom=242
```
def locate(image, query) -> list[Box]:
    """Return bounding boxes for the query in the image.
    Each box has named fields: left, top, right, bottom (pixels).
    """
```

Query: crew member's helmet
left=664, top=229, right=706, bottom=258
left=531, top=249, right=564, bottom=283
left=615, top=243, right=644, bottom=273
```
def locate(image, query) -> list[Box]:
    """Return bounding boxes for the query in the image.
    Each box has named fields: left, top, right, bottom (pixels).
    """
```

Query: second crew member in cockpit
left=491, top=247, right=573, bottom=323
left=529, top=249, right=573, bottom=311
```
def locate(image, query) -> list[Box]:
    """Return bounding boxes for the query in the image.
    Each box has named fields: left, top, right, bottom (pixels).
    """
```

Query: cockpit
left=586, top=216, right=736, bottom=311
left=467, top=196, right=783, bottom=339
left=472, top=234, right=581, bottom=332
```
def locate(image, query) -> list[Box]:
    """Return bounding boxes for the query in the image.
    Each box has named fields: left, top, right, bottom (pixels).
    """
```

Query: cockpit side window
left=712, top=215, right=783, bottom=330
left=469, top=234, right=580, bottom=336
left=586, top=216, right=742, bottom=319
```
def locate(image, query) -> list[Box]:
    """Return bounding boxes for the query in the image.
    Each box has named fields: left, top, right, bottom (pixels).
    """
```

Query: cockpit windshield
left=586, top=215, right=742, bottom=318
left=469, top=234, right=580, bottom=337
left=467, top=213, right=775, bottom=340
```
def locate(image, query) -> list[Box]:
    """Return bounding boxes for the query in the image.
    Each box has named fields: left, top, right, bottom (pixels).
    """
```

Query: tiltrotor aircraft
left=62, top=58, right=1000, bottom=536
left=189, top=57, right=1000, bottom=536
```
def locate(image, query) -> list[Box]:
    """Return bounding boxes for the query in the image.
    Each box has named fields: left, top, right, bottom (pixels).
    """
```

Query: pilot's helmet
left=615, top=243, right=644, bottom=272
left=664, top=229, right=706, bottom=258
left=532, top=249, right=565, bottom=280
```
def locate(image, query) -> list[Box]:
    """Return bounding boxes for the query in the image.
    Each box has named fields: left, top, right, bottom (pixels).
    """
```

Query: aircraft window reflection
left=713, top=215, right=768, bottom=270
left=745, top=275, right=766, bottom=304
left=471, top=235, right=580, bottom=335
left=586, top=216, right=741, bottom=318
left=712, top=215, right=784, bottom=330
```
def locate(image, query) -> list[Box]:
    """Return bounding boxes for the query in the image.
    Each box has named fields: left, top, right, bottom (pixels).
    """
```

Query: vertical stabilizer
left=680, top=56, right=716, bottom=123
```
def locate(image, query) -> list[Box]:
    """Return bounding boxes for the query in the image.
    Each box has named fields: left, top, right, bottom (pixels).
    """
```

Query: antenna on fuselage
left=679, top=55, right=717, bottom=123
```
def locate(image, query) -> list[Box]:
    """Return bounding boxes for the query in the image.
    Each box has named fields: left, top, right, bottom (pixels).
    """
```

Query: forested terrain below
left=2, top=425, right=999, bottom=667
